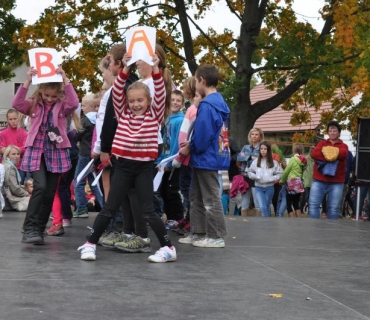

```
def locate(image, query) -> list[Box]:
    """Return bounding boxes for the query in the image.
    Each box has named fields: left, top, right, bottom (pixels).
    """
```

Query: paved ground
left=0, top=211, right=370, bottom=320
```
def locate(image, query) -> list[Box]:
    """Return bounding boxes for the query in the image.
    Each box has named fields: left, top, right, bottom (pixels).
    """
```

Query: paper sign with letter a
left=28, top=48, right=63, bottom=84
left=126, top=26, right=156, bottom=66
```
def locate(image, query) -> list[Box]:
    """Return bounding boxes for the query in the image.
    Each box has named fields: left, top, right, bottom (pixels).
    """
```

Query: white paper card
left=76, top=159, right=94, bottom=184
left=153, top=153, right=179, bottom=191
left=126, top=26, right=156, bottom=66
left=28, top=48, right=63, bottom=84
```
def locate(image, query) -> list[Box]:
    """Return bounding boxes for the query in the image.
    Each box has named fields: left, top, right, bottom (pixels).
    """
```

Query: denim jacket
left=237, top=144, right=260, bottom=172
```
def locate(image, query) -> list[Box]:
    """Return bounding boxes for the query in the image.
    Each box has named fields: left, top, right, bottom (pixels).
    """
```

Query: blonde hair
left=30, top=82, right=64, bottom=114
left=24, top=178, right=34, bottom=188
left=99, top=55, right=110, bottom=71
left=71, top=111, right=82, bottom=131
left=248, top=128, right=264, bottom=144
left=2, top=145, right=21, bottom=164
left=82, top=93, right=96, bottom=106
left=126, top=82, right=151, bottom=101
left=182, top=77, right=196, bottom=101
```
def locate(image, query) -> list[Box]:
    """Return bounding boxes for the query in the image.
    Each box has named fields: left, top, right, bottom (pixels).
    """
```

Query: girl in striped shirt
left=78, top=52, right=177, bottom=263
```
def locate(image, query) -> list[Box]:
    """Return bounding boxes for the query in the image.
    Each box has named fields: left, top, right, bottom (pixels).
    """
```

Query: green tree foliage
left=0, top=0, right=25, bottom=81
left=14, top=0, right=370, bottom=144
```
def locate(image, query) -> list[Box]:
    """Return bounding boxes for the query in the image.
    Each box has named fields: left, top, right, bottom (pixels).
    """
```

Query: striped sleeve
left=112, top=69, right=129, bottom=120
left=151, top=71, right=166, bottom=124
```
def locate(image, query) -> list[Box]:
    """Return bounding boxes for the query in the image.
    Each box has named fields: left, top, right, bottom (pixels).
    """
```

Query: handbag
left=286, top=177, right=304, bottom=195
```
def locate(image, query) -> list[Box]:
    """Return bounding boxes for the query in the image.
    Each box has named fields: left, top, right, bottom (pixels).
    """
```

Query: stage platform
left=1, top=212, right=370, bottom=320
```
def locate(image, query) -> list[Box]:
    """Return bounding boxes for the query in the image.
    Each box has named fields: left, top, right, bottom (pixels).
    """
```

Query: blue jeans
left=277, top=185, right=287, bottom=217
left=241, top=187, right=260, bottom=211
left=309, top=179, right=344, bottom=219
left=74, top=155, right=103, bottom=211
left=255, top=186, right=274, bottom=217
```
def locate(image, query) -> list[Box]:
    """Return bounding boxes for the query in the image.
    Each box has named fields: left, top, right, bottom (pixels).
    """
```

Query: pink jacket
left=12, top=84, right=79, bottom=149
left=175, top=105, right=197, bottom=166
left=230, top=174, right=249, bottom=198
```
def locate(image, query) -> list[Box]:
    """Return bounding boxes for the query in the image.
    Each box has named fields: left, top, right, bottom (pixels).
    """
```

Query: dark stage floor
left=1, top=212, right=370, bottom=320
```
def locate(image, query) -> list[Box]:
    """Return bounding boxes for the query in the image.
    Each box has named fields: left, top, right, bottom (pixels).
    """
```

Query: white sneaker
left=77, top=242, right=96, bottom=261
left=148, top=246, right=177, bottom=263
left=178, top=234, right=204, bottom=244
left=0, top=212, right=3, bottom=219
left=193, top=237, right=225, bottom=248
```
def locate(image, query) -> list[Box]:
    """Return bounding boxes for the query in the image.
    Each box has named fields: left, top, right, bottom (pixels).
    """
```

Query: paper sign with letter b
left=28, top=48, right=63, bottom=84
left=126, top=26, right=156, bottom=66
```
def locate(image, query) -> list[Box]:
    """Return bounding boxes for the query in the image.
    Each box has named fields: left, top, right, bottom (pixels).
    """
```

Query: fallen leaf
left=268, top=293, right=283, bottom=298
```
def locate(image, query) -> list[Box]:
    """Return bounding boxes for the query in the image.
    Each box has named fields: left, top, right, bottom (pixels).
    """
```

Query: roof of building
left=252, top=83, right=332, bottom=132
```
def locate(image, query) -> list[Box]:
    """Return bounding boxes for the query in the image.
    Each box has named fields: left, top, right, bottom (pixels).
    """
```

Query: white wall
left=0, top=64, right=37, bottom=123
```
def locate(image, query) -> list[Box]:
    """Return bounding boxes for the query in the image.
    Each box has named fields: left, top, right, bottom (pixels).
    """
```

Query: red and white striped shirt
left=111, top=70, right=165, bottom=161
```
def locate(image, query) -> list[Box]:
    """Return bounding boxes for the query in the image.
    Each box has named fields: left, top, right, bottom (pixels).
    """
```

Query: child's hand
left=179, top=145, right=190, bottom=156
left=25, top=67, right=37, bottom=86
left=179, top=141, right=190, bottom=156
left=152, top=53, right=160, bottom=74
left=56, top=65, right=70, bottom=84
left=121, top=53, right=132, bottom=66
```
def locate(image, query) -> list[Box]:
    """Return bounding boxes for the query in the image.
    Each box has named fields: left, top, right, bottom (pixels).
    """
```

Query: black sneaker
left=22, top=230, right=44, bottom=245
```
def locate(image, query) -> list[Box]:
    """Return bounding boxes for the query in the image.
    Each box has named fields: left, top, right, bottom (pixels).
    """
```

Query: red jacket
left=311, top=139, right=348, bottom=183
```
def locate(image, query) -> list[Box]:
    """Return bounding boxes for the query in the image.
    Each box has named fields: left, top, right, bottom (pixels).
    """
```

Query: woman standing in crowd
left=309, top=121, right=348, bottom=219
left=237, top=128, right=264, bottom=216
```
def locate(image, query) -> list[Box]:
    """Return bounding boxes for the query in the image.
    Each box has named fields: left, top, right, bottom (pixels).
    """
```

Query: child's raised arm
left=112, top=53, right=132, bottom=118
left=151, top=54, right=165, bottom=124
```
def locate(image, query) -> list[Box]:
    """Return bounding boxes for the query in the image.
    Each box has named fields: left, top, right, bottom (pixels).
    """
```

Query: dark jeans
left=272, top=183, right=282, bottom=216
left=87, top=158, right=171, bottom=247
left=299, top=187, right=310, bottom=212
left=160, top=169, right=183, bottom=221
left=23, top=155, right=60, bottom=232
left=120, top=188, right=148, bottom=238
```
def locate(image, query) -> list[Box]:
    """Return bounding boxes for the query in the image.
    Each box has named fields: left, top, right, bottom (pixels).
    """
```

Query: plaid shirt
left=21, top=105, right=71, bottom=173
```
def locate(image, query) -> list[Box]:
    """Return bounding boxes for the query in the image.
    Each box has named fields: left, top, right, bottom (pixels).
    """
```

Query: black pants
left=299, top=187, right=310, bottom=212
left=160, top=169, right=183, bottom=221
left=272, top=183, right=282, bottom=216
left=87, top=158, right=172, bottom=247
left=286, top=193, right=301, bottom=212
left=120, top=189, right=148, bottom=238
left=23, top=156, right=60, bottom=232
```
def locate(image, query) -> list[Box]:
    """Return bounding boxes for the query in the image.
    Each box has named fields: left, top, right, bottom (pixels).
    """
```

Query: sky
left=13, top=0, right=326, bottom=31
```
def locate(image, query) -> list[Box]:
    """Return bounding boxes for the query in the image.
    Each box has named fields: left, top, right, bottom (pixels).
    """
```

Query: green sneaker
left=101, top=232, right=130, bottom=248
left=73, top=208, right=88, bottom=218
left=98, top=230, right=111, bottom=246
left=114, top=235, right=151, bottom=253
